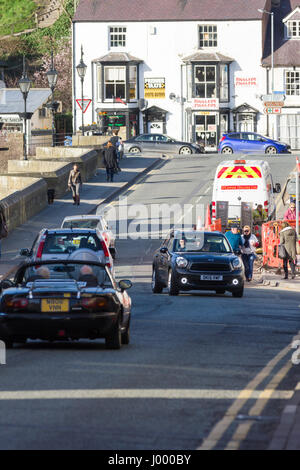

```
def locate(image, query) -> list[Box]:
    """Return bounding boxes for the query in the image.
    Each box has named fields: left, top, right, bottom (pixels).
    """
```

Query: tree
left=33, top=39, right=72, bottom=112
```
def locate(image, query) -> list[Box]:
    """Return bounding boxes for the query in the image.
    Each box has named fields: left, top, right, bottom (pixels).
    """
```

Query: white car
left=61, top=215, right=116, bottom=258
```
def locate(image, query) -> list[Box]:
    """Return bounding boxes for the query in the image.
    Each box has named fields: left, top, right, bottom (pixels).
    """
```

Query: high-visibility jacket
left=253, top=208, right=267, bottom=224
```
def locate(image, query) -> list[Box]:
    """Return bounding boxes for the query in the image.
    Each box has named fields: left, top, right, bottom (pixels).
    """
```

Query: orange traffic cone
left=204, top=204, right=212, bottom=228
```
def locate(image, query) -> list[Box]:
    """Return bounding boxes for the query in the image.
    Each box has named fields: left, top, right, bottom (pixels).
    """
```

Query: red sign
left=221, top=185, right=258, bottom=190
left=192, top=98, right=219, bottom=110
left=235, top=76, right=257, bottom=87
left=76, top=99, right=92, bottom=113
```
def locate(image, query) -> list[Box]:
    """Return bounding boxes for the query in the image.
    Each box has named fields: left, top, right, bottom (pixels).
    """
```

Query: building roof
left=73, top=0, right=265, bottom=22
left=182, top=52, right=234, bottom=63
left=262, top=0, right=300, bottom=67
left=92, top=52, right=143, bottom=63
left=0, top=88, right=51, bottom=114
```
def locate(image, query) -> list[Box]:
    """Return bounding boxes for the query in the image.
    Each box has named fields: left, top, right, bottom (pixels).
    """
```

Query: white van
left=212, top=159, right=281, bottom=221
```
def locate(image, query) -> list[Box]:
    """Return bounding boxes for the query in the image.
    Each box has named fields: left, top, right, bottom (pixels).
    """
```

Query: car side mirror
left=20, top=248, right=30, bottom=257
left=160, top=247, right=168, bottom=254
left=274, top=183, right=281, bottom=194
left=118, top=280, right=132, bottom=291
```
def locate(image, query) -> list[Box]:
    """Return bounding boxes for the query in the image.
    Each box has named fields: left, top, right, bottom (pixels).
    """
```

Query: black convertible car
left=0, top=260, right=132, bottom=349
left=152, top=230, right=244, bottom=297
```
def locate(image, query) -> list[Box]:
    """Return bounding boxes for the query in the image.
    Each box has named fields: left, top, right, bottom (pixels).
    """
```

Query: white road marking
left=0, top=389, right=293, bottom=401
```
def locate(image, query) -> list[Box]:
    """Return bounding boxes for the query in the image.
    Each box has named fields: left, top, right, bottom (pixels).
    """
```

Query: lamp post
left=76, top=45, right=87, bottom=136
left=46, top=51, right=58, bottom=147
left=258, top=8, right=274, bottom=94
left=18, top=56, right=31, bottom=160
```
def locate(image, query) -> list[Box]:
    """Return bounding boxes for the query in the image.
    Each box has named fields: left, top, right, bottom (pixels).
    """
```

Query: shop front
left=96, top=108, right=139, bottom=139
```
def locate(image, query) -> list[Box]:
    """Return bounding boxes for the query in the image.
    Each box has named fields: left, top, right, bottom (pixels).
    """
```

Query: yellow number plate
left=41, top=299, right=69, bottom=313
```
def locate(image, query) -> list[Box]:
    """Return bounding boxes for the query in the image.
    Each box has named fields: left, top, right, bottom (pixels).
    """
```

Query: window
left=286, top=70, right=300, bottom=95
left=220, top=64, right=229, bottom=101
left=104, top=66, right=126, bottom=100
left=287, top=20, right=300, bottom=38
left=109, top=26, right=126, bottom=47
left=129, top=65, right=137, bottom=100
left=194, top=65, right=216, bottom=98
left=97, top=65, right=102, bottom=101
left=199, top=25, right=217, bottom=48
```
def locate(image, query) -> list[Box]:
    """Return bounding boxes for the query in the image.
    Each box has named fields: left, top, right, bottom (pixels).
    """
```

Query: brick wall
left=0, top=133, right=23, bottom=172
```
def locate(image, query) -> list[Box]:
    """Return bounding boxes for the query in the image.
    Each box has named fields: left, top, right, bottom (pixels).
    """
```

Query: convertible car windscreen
left=62, top=220, right=99, bottom=229
left=174, top=233, right=232, bottom=253
left=23, top=263, right=112, bottom=287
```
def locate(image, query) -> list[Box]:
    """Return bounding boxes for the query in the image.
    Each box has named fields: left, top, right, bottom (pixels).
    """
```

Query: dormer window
left=287, top=20, right=300, bottom=38
left=199, top=25, right=217, bottom=48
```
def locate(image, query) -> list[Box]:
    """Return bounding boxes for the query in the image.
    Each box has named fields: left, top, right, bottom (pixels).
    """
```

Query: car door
left=135, top=134, right=155, bottom=152
left=240, top=133, right=264, bottom=154
left=155, top=134, right=176, bottom=152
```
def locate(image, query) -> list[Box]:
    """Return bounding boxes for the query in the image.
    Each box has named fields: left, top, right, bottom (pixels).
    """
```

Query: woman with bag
left=241, top=225, right=259, bottom=282
left=0, top=203, right=8, bottom=259
left=68, top=164, right=82, bottom=206
left=280, top=222, right=297, bottom=280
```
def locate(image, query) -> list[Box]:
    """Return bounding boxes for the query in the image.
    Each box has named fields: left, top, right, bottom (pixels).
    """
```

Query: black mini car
left=0, top=260, right=132, bottom=349
left=152, top=230, right=244, bottom=297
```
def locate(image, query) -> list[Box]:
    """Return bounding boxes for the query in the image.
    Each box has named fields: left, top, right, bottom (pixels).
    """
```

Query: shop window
left=287, top=20, right=300, bottom=39
left=285, top=70, right=300, bottom=95
left=109, top=26, right=126, bottom=48
left=220, top=64, right=229, bottom=102
left=194, top=65, right=216, bottom=98
left=129, top=66, right=137, bottom=100
left=199, top=25, right=217, bottom=48
left=104, top=66, right=126, bottom=100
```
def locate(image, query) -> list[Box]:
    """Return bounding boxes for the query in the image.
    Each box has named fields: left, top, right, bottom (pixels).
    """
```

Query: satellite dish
left=138, top=98, right=148, bottom=111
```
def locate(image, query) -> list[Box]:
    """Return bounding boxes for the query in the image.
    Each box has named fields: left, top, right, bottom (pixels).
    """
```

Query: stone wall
left=0, top=133, right=23, bottom=172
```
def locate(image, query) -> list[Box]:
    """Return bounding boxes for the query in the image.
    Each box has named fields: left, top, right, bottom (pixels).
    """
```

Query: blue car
left=218, top=132, right=291, bottom=155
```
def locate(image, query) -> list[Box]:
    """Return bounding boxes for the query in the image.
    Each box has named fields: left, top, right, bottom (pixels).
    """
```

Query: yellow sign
left=41, top=299, right=69, bottom=313
left=144, top=78, right=165, bottom=99
left=217, top=166, right=262, bottom=179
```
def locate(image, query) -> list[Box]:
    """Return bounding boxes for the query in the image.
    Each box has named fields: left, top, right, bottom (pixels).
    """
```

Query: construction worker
left=253, top=204, right=268, bottom=226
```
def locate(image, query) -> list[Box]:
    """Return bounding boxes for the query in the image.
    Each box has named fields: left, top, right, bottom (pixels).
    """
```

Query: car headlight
left=232, top=257, right=242, bottom=269
left=176, top=257, right=188, bottom=268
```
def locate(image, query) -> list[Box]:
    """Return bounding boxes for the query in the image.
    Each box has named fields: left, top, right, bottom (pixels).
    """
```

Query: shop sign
left=207, top=125, right=216, bottom=132
left=0, top=114, right=22, bottom=123
left=144, top=78, right=165, bottom=99
left=192, top=98, right=219, bottom=110
left=235, top=74, right=258, bottom=87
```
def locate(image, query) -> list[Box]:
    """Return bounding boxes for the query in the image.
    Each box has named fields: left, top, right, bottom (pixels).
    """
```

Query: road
left=0, top=153, right=299, bottom=450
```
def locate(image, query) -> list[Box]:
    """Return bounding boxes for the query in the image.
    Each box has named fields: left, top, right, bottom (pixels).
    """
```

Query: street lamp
left=46, top=51, right=58, bottom=147
left=76, top=45, right=87, bottom=136
left=258, top=8, right=274, bottom=94
left=18, top=56, right=31, bottom=160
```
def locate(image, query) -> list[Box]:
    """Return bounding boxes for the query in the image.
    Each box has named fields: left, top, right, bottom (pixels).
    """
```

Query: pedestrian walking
left=68, top=163, right=82, bottom=206
left=104, top=141, right=118, bottom=182
left=0, top=203, right=8, bottom=259
left=225, top=224, right=243, bottom=254
left=283, top=202, right=297, bottom=221
left=280, top=222, right=297, bottom=280
left=241, top=225, right=259, bottom=282
left=110, top=129, right=121, bottom=172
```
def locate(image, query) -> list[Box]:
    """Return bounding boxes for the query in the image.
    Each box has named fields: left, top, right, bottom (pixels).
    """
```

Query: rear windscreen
left=43, top=233, right=102, bottom=254
left=62, top=219, right=99, bottom=229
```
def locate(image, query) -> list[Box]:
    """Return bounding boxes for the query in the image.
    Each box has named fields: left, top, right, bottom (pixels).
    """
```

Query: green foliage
left=0, top=0, right=37, bottom=36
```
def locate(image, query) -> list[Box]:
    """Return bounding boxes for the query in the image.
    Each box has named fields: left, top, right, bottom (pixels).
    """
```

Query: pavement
left=0, top=152, right=164, bottom=280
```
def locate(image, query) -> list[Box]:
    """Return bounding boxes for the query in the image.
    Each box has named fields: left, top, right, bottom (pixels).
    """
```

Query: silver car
left=123, top=133, right=204, bottom=155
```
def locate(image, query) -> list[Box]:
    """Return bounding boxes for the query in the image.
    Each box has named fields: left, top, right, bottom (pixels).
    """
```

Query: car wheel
left=265, top=146, right=277, bottom=155
left=179, top=146, right=192, bottom=155
left=129, top=146, right=141, bottom=154
left=167, top=270, right=179, bottom=296
left=221, top=146, right=233, bottom=154
left=151, top=269, right=164, bottom=294
left=216, top=290, right=225, bottom=295
left=232, top=288, right=244, bottom=298
left=121, top=320, right=130, bottom=345
left=105, top=316, right=122, bottom=349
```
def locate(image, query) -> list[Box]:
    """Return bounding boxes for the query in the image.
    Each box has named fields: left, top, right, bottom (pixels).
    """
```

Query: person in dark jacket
left=0, top=203, right=7, bottom=259
left=280, top=222, right=298, bottom=279
left=68, top=164, right=82, bottom=205
left=104, top=141, right=118, bottom=182
left=110, top=129, right=121, bottom=172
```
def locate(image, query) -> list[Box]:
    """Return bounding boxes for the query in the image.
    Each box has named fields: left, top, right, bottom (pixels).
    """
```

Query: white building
left=73, top=0, right=273, bottom=151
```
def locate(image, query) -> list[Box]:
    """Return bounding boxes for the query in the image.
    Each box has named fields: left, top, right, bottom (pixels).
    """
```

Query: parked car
left=61, top=215, right=116, bottom=259
left=123, top=133, right=204, bottom=155
left=218, top=132, right=291, bottom=155
left=152, top=230, right=244, bottom=297
left=0, top=259, right=132, bottom=349
left=20, top=228, right=113, bottom=270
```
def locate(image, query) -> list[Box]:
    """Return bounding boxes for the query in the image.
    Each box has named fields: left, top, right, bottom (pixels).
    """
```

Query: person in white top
left=241, top=225, right=258, bottom=282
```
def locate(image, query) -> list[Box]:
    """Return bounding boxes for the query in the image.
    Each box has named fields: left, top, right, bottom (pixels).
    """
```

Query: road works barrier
left=262, top=220, right=300, bottom=269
